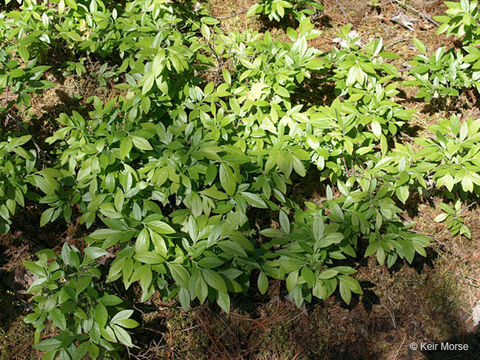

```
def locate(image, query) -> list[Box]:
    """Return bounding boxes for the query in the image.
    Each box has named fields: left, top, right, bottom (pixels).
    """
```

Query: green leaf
left=205, top=163, right=218, bottom=184
left=313, top=215, right=324, bottom=242
left=202, top=187, right=229, bottom=200
left=195, top=275, right=209, bottom=304
left=111, top=310, right=134, bottom=324
left=339, top=278, right=352, bottom=304
left=292, top=156, right=306, bottom=177
left=145, top=220, right=175, bottom=234
left=286, top=270, right=298, bottom=291
left=76, top=276, right=92, bottom=295
left=376, top=247, right=386, bottom=265
left=399, top=238, right=415, bottom=263
left=191, top=193, right=203, bottom=217
left=413, top=38, right=427, bottom=53
left=94, top=303, right=108, bottom=329
left=202, top=269, right=227, bottom=292
left=219, top=163, right=236, bottom=196
left=120, top=137, right=133, bottom=159
left=18, top=45, right=29, bottom=61
left=321, top=232, right=344, bottom=247
left=396, top=186, right=409, bottom=204
left=40, top=208, right=55, bottom=227
left=49, top=308, right=66, bottom=331
left=241, top=192, right=267, bottom=208
left=179, top=287, right=191, bottom=311
left=434, top=213, right=448, bottom=222
left=216, top=291, right=230, bottom=313
left=34, top=338, right=62, bottom=352
left=142, top=73, right=155, bottom=95
left=89, top=343, right=99, bottom=359
left=131, top=136, right=153, bottom=151
left=65, top=0, right=77, bottom=9
left=84, top=247, right=108, bottom=260
left=135, top=228, right=150, bottom=254
left=339, top=275, right=363, bottom=294
left=112, top=325, right=133, bottom=347
left=257, top=271, right=268, bottom=295
left=99, top=294, right=123, bottom=306
left=24, top=261, right=45, bottom=277
left=168, top=264, right=190, bottom=288
left=277, top=151, right=292, bottom=176
left=260, top=228, right=284, bottom=238
left=217, top=240, right=247, bottom=257
left=301, top=266, right=315, bottom=288
left=461, top=175, right=474, bottom=192
left=279, top=211, right=290, bottom=234
left=313, top=280, right=327, bottom=299
left=134, top=252, right=164, bottom=264
left=114, top=318, right=139, bottom=329
left=318, top=269, right=338, bottom=279
left=100, top=326, right=117, bottom=343
left=371, top=121, right=382, bottom=138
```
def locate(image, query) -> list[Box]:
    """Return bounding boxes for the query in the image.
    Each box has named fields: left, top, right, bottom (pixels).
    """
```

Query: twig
left=392, top=0, right=439, bottom=26
left=381, top=302, right=397, bottom=329
left=335, top=0, right=348, bottom=19
left=385, top=37, right=409, bottom=48
left=144, top=327, right=164, bottom=335
left=197, top=315, right=233, bottom=359
left=31, top=137, right=53, bottom=164
left=392, top=332, right=408, bottom=359
left=216, top=8, right=248, bottom=20
left=11, top=339, right=34, bottom=358
left=462, top=200, right=478, bottom=212
left=399, top=131, right=415, bottom=141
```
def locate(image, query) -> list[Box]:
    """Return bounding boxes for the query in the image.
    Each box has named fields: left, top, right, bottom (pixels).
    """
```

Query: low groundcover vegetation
left=1, top=0, right=480, bottom=359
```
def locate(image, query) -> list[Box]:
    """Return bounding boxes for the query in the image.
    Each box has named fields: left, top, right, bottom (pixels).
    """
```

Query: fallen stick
left=216, top=8, right=248, bottom=20
left=385, top=37, right=410, bottom=47
left=392, top=0, right=440, bottom=26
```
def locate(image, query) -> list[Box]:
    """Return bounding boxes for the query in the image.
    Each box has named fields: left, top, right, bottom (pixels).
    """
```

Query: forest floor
left=1, top=0, right=480, bottom=359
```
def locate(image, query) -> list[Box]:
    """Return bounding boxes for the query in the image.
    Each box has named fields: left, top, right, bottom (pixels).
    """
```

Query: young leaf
left=84, top=247, right=108, bottom=260
left=257, top=271, right=269, bottom=295
left=112, top=325, right=133, bottom=347
left=216, top=291, right=231, bottom=313
left=279, top=211, right=290, bottom=234
left=202, top=269, right=227, bottom=292
left=219, top=163, right=236, bottom=196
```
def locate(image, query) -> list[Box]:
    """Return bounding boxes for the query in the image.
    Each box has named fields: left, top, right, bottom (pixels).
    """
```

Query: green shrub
left=415, top=116, right=480, bottom=194
left=0, top=135, right=36, bottom=234
left=24, top=243, right=138, bottom=359
left=404, top=39, right=475, bottom=100
left=247, top=0, right=323, bottom=22
left=434, top=200, right=472, bottom=238
left=405, top=1, right=480, bottom=100
left=0, top=1, right=473, bottom=357
left=0, top=49, right=54, bottom=114
left=435, top=0, right=480, bottom=43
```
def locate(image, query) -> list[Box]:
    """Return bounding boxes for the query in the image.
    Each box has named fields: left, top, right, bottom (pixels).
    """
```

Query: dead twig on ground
left=335, top=0, right=348, bottom=19
left=216, top=8, right=248, bottom=20
left=391, top=0, right=439, bottom=26
left=381, top=301, right=397, bottom=329
left=386, top=37, right=410, bottom=48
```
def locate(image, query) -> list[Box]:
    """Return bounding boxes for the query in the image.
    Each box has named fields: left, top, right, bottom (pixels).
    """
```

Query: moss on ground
left=0, top=319, right=36, bottom=360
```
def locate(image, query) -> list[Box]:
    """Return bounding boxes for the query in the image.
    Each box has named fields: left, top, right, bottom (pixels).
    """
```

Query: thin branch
left=385, top=37, right=409, bottom=48
left=392, top=0, right=439, bottom=26
left=215, top=8, right=249, bottom=20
